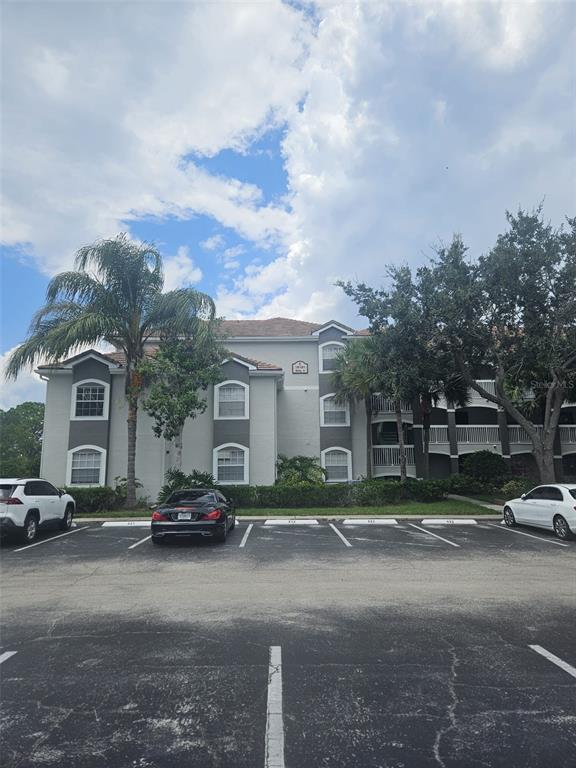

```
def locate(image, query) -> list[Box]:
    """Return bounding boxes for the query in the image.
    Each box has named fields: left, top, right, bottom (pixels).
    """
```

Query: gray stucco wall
left=221, top=359, right=250, bottom=384
left=213, top=419, right=250, bottom=449
left=320, top=427, right=352, bottom=452
left=178, top=390, right=214, bottom=476
left=40, top=375, right=71, bottom=486
left=276, top=389, right=320, bottom=458
left=249, top=377, right=277, bottom=485
left=68, top=420, right=108, bottom=450
left=73, top=358, right=111, bottom=384
left=350, top=400, right=368, bottom=478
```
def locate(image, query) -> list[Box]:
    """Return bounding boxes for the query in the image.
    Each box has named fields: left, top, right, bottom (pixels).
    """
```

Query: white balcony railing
left=456, top=425, right=500, bottom=443
left=428, top=426, right=449, bottom=443
left=560, top=425, right=576, bottom=443
left=373, top=445, right=415, bottom=466
left=508, top=425, right=544, bottom=443
left=371, top=396, right=412, bottom=414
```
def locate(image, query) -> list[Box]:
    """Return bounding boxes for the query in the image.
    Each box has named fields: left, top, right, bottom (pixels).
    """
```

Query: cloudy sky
left=1, top=0, right=574, bottom=407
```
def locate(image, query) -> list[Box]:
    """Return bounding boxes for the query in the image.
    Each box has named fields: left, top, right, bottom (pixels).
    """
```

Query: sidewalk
left=447, top=493, right=503, bottom=512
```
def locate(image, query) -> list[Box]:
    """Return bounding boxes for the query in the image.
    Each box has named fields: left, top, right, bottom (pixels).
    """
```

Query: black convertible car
left=151, top=488, right=236, bottom=544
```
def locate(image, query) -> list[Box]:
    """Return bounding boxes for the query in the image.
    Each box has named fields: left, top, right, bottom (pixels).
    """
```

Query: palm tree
left=331, top=336, right=386, bottom=480
left=5, top=234, right=215, bottom=506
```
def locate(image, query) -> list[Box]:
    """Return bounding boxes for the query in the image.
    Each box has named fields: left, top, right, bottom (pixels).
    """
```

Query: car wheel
left=503, top=506, right=516, bottom=527
left=229, top=514, right=236, bottom=531
left=215, top=525, right=227, bottom=543
left=553, top=515, right=573, bottom=540
left=21, top=513, right=38, bottom=543
left=151, top=536, right=164, bottom=545
left=60, top=504, right=74, bottom=531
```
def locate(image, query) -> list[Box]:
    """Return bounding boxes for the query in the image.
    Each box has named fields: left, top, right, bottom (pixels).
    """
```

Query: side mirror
left=58, top=489, right=63, bottom=497
left=149, top=504, right=157, bottom=510
left=520, top=494, right=526, bottom=500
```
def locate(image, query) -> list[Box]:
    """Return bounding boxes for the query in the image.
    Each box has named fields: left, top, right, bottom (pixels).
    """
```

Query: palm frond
left=142, top=289, right=216, bottom=339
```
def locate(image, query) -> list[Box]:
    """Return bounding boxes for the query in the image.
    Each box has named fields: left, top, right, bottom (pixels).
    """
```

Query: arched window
left=321, top=448, right=352, bottom=482
left=71, top=379, right=109, bottom=419
left=213, top=444, right=249, bottom=485
left=66, top=446, right=106, bottom=485
left=214, top=381, right=249, bottom=419
left=320, top=394, right=350, bottom=426
left=319, top=342, right=345, bottom=373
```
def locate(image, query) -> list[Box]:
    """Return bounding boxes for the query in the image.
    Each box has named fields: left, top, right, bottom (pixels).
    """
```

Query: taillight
left=152, top=510, right=168, bottom=521
left=201, top=508, right=222, bottom=520
left=5, top=498, right=23, bottom=505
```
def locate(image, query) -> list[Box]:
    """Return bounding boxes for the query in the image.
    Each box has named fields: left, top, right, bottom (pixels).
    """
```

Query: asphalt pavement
left=1, top=519, right=575, bottom=767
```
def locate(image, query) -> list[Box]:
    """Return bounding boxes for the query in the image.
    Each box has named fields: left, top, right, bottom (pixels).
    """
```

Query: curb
left=77, top=513, right=504, bottom=523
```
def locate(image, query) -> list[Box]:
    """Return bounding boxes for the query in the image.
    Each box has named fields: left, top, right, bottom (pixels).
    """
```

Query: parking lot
left=1, top=517, right=575, bottom=767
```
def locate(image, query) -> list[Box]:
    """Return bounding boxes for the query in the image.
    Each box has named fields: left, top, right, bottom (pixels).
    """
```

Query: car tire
left=229, top=514, right=236, bottom=531
left=60, top=504, right=74, bottom=531
left=553, top=515, right=573, bottom=540
left=503, top=506, right=516, bottom=527
left=151, top=536, right=164, bottom=545
left=21, top=513, right=39, bottom=543
left=215, top=525, right=227, bottom=543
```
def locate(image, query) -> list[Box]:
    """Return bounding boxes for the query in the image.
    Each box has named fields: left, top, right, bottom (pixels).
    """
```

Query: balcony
left=508, top=425, right=543, bottom=444
left=456, top=425, right=500, bottom=444
left=560, top=425, right=576, bottom=443
left=371, top=396, right=412, bottom=414
left=372, top=445, right=415, bottom=467
left=428, top=426, right=449, bottom=443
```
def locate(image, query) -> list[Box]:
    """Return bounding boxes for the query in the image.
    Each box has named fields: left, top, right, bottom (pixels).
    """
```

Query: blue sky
left=1, top=0, right=574, bottom=407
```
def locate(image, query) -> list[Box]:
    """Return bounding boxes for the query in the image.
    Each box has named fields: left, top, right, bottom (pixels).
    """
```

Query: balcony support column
left=497, top=408, right=511, bottom=472
left=412, top=398, right=425, bottom=479
left=447, top=409, right=459, bottom=474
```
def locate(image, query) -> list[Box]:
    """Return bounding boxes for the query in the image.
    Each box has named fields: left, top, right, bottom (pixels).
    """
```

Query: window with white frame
left=215, top=381, right=248, bottom=419
left=321, top=394, right=349, bottom=426
left=320, top=342, right=345, bottom=372
left=322, top=448, right=351, bottom=482
left=72, top=380, right=109, bottom=419
left=214, top=445, right=248, bottom=484
left=68, top=447, right=105, bottom=485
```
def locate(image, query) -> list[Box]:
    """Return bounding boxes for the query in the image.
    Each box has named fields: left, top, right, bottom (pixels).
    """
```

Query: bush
left=159, top=468, right=217, bottom=502
left=256, top=482, right=350, bottom=508
left=217, top=485, right=259, bottom=508
left=499, top=478, right=537, bottom=500
left=349, top=480, right=404, bottom=506
left=444, top=474, right=496, bottom=496
left=402, top=478, right=448, bottom=502
left=276, top=455, right=326, bottom=484
left=63, top=486, right=123, bottom=514
left=461, top=451, right=508, bottom=483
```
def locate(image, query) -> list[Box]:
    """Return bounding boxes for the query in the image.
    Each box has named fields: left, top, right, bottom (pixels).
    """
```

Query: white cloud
left=163, top=245, right=202, bottom=291
left=0, top=347, right=46, bottom=409
left=200, top=234, right=225, bottom=251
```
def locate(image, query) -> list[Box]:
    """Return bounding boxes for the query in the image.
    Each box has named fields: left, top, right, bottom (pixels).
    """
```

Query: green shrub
left=403, top=479, right=448, bottom=502
left=217, top=485, right=259, bottom=508
left=445, top=474, right=495, bottom=496
left=159, top=468, right=217, bottom=502
left=500, top=478, right=537, bottom=499
left=63, top=486, right=123, bottom=514
left=461, top=451, right=508, bottom=483
left=349, top=480, right=404, bottom=506
left=256, top=482, right=350, bottom=508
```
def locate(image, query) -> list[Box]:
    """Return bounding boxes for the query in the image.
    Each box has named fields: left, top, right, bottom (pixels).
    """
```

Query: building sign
left=292, top=360, right=308, bottom=374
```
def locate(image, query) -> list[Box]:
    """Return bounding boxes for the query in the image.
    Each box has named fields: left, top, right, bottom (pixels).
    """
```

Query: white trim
left=284, top=385, right=319, bottom=391
left=222, top=356, right=257, bottom=370
left=214, top=380, right=249, bottom=420
left=36, top=351, right=122, bottom=374
left=213, top=443, right=249, bottom=485
left=320, top=393, right=350, bottom=427
left=66, top=445, right=107, bottom=486
left=321, top=446, right=352, bottom=482
left=70, top=378, right=110, bottom=420
left=318, top=341, right=346, bottom=374
left=312, top=322, right=353, bottom=336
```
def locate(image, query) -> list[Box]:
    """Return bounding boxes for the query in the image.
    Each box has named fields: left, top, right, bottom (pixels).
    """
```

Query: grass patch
left=236, top=500, right=494, bottom=516
left=78, top=499, right=496, bottom=519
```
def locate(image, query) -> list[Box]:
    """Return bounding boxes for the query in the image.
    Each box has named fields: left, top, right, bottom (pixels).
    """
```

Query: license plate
left=177, top=512, right=192, bottom=520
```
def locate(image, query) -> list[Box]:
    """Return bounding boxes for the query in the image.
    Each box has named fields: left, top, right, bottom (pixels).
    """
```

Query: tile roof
left=218, top=317, right=323, bottom=337
left=229, top=353, right=282, bottom=371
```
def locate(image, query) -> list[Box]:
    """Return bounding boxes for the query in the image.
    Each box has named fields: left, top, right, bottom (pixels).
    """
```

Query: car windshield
left=569, top=489, right=576, bottom=500
left=0, top=484, right=17, bottom=499
left=165, top=490, right=214, bottom=505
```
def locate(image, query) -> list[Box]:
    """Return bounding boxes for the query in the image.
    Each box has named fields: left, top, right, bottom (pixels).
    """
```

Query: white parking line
left=265, top=645, right=285, bottom=768
left=408, top=523, right=460, bottom=548
left=264, top=519, right=318, bottom=526
left=239, top=523, right=254, bottom=548
left=101, top=521, right=150, bottom=527
left=128, top=535, right=152, bottom=550
left=487, top=523, right=569, bottom=547
left=13, top=526, right=91, bottom=552
left=329, top=523, right=352, bottom=547
left=0, top=651, right=17, bottom=665
left=342, top=518, right=398, bottom=525
left=529, top=645, right=576, bottom=679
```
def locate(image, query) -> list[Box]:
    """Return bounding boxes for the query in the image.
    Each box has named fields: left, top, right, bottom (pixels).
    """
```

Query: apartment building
left=37, top=318, right=576, bottom=499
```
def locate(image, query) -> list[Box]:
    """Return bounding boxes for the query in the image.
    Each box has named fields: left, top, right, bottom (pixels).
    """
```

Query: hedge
left=63, top=486, right=125, bottom=515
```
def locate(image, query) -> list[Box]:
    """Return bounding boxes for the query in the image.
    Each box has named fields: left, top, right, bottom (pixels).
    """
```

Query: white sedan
left=503, top=483, right=576, bottom=540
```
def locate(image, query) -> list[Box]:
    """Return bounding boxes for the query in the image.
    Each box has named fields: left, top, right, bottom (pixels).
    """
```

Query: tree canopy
left=0, top=402, right=44, bottom=477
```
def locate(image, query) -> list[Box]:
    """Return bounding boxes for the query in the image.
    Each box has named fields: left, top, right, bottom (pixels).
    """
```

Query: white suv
left=0, top=479, right=75, bottom=543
